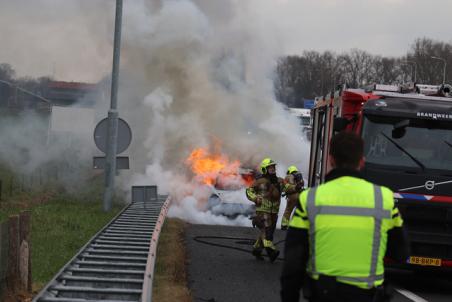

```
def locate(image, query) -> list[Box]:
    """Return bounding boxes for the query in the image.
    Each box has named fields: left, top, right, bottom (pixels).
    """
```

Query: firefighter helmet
left=287, top=165, right=299, bottom=175
left=260, top=158, right=276, bottom=174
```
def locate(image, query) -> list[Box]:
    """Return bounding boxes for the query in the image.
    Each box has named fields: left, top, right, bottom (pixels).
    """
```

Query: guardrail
left=141, top=196, right=171, bottom=302
left=32, top=194, right=171, bottom=302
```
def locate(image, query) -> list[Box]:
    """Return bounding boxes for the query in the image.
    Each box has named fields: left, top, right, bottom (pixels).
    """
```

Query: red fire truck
left=309, top=83, right=452, bottom=268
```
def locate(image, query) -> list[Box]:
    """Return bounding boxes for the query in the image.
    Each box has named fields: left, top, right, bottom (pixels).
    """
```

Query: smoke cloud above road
left=0, top=0, right=309, bottom=225
left=117, top=0, right=308, bottom=225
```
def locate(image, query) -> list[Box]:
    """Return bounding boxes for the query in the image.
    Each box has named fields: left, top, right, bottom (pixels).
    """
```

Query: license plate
left=409, top=256, right=442, bottom=266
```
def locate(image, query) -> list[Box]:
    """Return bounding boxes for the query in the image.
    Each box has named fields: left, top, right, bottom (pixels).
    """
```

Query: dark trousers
left=306, top=276, right=383, bottom=302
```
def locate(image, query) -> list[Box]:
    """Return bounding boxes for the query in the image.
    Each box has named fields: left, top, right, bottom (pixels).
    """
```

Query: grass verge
left=0, top=190, right=123, bottom=298
left=153, top=218, right=192, bottom=302
left=31, top=198, right=123, bottom=289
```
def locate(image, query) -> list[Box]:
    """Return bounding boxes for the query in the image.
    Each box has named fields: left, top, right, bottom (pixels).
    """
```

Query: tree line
left=275, top=37, right=452, bottom=107
left=0, top=63, right=52, bottom=98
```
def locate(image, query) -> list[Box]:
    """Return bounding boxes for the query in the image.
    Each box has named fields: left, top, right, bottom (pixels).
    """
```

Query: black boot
left=266, top=248, right=280, bottom=263
left=252, top=248, right=264, bottom=261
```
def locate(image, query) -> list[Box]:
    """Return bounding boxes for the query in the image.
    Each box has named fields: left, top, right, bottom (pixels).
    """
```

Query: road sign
left=93, top=156, right=129, bottom=170
left=94, top=117, right=132, bottom=154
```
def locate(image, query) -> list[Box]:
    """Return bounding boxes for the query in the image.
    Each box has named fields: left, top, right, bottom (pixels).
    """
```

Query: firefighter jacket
left=246, top=175, right=284, bottom=214
left=284, top=173, right=304, bottom=204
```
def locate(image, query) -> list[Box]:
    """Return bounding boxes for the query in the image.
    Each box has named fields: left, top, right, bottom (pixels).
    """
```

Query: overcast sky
left=268, top=0, right=452, bottom=56
left=0, top=0, right=450, bottom=82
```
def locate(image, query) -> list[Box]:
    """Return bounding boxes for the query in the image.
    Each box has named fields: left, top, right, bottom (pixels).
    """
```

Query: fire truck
left=309, top=82, right=452, bottom=268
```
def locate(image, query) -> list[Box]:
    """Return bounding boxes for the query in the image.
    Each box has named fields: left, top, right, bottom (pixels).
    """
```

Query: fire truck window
left=362, top=115, right=452, bottom=171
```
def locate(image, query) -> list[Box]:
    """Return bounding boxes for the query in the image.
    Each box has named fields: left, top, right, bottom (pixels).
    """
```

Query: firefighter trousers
left=253, top=212, right=278, bottom=252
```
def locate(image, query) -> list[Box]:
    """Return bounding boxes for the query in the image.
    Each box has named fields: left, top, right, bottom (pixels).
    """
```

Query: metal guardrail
left=141, top=196, right=171, bottom=302
left=32, top=195, right=170, bottom=302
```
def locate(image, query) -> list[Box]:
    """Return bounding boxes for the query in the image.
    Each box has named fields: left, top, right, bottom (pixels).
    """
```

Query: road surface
left=186, top=224, right=452, bottom=302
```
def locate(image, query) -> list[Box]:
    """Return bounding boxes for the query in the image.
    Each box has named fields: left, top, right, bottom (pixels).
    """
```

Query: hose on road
left=192, top=235, right=285, bottom=261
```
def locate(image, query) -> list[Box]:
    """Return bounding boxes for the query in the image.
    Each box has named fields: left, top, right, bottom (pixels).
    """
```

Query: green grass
left=31, top=198, right=123, bottom=286
left=0, top=168, right=123, bottom=291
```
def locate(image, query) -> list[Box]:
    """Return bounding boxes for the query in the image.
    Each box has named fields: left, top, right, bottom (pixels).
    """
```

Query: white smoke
left=0, top=108, right=96, bottom=191
left=0, top=0, right=310, bottom=225
left=116, top=0, right=309, bottom=225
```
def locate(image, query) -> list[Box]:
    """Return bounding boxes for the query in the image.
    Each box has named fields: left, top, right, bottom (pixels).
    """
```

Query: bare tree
left=274, top=37, right=452, bottom=105
left=0, top=63, right=15, bottom=82
left=407, top=38, right=451, bottom=84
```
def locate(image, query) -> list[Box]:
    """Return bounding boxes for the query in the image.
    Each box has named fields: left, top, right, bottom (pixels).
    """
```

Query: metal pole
left=405, top=60, right=417, bottom=83
left=431, top=56, right=447, bottom=84
left=103, top=0, right=123, bottom=212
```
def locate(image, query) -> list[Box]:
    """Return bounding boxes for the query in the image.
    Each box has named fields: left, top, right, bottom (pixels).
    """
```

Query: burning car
left=185, top=147, right=256, bottom=218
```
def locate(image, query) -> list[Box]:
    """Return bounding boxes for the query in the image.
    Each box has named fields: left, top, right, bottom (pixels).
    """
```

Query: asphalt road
left=186, top=224, right=452, bottom=302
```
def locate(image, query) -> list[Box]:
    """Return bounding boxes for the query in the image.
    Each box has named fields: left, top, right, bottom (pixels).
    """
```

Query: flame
left=185, top=147, right=243, bottom=186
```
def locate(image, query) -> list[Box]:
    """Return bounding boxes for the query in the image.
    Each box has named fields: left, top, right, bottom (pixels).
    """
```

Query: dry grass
left=153, top=218, right=192, bottom=302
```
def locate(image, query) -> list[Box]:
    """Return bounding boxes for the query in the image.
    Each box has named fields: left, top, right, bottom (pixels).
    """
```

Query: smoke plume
left=117, top=0, right=309, bottom=225
left=0, top=0, right=310, bottom=225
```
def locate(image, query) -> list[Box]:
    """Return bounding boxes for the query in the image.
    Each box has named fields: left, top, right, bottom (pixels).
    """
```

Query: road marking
left=395, top=288, right=429, bottom=302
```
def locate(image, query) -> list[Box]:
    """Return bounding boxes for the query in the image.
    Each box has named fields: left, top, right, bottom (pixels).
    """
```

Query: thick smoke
left=116, top=0, right=309, bottom=225
left=0, top=108, right=97, bottom=191
left=0, top=0, right=310, bottom=225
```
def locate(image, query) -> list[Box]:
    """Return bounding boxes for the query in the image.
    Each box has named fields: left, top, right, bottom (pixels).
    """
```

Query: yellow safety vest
left=289, top=176, right=403, bottom=289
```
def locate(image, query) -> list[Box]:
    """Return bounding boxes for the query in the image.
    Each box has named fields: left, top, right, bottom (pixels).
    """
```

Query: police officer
left=282, top=165, right=304, bottom=230
left=280, top=131, right=409, bottom=302
left=246, top=158, right=284, bottom=262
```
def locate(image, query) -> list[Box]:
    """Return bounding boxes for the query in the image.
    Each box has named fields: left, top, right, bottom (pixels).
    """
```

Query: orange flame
left=185, top=147, right=242, bottom=186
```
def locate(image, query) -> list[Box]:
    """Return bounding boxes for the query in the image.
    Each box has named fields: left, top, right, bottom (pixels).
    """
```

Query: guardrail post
left=19, top=211, right=31, bottom=292
left=7, top=215, right=19, bottom=292
left=0, top=221, right=9, bottom=298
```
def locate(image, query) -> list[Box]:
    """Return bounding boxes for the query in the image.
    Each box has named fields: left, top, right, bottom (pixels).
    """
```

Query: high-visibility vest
left=289, top=176, right=403, bottom=289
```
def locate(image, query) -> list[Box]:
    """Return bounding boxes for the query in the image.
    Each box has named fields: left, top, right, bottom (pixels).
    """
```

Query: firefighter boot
left=263, top=239, right=279, bottom=262
left=266, top=248, right=280, bottom=263
left=252, top=239, right=264, bottom=260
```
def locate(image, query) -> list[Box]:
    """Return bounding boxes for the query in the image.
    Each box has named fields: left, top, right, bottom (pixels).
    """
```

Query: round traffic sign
left=94, top=117, right=132, bottom=154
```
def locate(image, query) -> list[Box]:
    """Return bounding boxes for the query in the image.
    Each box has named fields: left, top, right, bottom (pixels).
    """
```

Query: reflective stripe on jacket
left=290, top=176, right=403, bottom=289
left=246, top=176, right=283, bottom=214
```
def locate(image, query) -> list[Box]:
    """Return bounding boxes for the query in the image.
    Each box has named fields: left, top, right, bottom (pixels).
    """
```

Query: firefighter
left=281, top=132, right=410, bottom=302
left=246, top=157, right=284, bottom=262
left=281, top=165, right=304, bottom=230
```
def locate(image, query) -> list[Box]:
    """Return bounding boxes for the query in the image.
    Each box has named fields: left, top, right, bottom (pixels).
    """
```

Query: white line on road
left=395, top=288, right=429, bottom=302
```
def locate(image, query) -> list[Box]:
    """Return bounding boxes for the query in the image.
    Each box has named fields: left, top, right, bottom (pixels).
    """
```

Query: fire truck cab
left=309, top=83, right=452, bottom=268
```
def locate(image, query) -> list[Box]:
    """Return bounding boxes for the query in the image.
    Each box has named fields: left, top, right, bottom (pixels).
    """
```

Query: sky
left=0, top=0, right=450, bottom=82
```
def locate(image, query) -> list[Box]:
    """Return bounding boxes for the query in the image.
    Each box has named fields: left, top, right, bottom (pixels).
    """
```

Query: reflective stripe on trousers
left=306, top=185, right=391, bottom=288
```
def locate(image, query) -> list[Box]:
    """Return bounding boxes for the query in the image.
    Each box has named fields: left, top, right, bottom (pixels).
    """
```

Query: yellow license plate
left=409, top=256, right=442, bottom=266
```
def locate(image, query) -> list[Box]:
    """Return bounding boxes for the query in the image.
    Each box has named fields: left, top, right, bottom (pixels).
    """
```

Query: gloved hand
left=296, top=183, right=304, bottom=192
left=255, top=196, right=263, bottom=206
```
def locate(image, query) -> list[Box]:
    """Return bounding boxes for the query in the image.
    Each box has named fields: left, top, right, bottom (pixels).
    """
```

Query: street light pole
left=103, top=0, right=123, bottom=212
left=405, top=60, right=417, bottom=83
left=431, top=56, right=447, bottom=84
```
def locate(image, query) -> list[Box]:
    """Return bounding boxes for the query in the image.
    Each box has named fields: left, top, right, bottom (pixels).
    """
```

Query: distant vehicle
left=310, top=82, right=452, bottom=270
left=289, top=107, right=312, bottom=140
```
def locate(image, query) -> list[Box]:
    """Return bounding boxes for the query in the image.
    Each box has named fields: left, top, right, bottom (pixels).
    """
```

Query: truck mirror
left=333, top=117, right=349, bottom=132
left=392, top=127, right=406, bottom=139
left=392, top=119, right=409, bottom=139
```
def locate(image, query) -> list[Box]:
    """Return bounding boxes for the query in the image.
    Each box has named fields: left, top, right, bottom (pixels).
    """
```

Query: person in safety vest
left=246, top=157, right=284, bottom=262
left=280, top=131, right=409, bottom=302
left=281, top=165, right=304, bottom=230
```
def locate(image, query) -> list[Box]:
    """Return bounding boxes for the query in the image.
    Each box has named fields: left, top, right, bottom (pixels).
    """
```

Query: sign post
left=103, top=0, right=123, bottom=212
